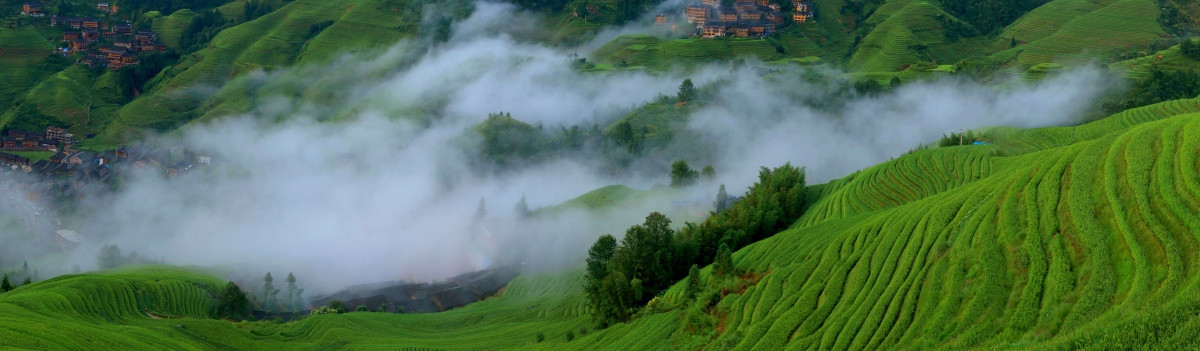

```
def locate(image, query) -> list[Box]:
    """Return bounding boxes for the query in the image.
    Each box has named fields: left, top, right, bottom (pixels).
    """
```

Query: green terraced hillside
left=6, top=99, right=1200, bottom=349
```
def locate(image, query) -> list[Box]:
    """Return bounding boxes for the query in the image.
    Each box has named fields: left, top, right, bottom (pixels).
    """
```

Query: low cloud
left=0, top=2, right=1119, bottom=295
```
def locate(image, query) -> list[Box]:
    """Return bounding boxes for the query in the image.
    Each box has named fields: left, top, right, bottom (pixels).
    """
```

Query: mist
left=0, top=1, right=1118, bottom=295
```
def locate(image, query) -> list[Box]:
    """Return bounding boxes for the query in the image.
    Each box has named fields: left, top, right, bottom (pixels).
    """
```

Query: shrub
left=328, top=300, right=347, bottom=314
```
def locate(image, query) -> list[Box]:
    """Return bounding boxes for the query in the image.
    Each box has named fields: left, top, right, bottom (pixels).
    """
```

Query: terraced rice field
left=991, top=0, right=1162, bottom=66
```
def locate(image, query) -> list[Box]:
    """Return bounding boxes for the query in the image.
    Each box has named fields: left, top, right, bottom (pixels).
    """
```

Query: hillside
left=4, top=98, right=1200, bottom=348
left=590, top=0, right=1170, bottom=75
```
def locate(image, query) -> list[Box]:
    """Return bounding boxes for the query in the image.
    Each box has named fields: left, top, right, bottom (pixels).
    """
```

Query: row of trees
left=96, top=244, right=160, bottom=269
left=1119, top=67, right=1200, bottom=110
left=669, top=160, right=714, bottom=188
left=584, top=164, right=807, bottom=325
left=255, top=272, right=305, bottom=312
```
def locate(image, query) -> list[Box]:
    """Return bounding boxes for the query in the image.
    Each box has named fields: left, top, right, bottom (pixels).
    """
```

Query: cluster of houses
left=0, top=127, right=73, bottom=153
left=675, top=0, right=813, bottom=38
left=20, top=2, right=44, bottom=17
left=36, top=3, right=166, bottom=70
left=1, top=128, right=210, bottom=191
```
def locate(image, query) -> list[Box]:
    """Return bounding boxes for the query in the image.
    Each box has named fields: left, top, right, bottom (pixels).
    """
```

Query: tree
left=685, top=265, right=704, bottom=301
left=596, top=272, right=635, bottom=324
left=611, top=212, right=675, bottom=290
left=474, top=197, right=487, bottom=222
left=1183, top=39, right=1200, bottom=61
left=714, top=184, right=730, bottom=212
left=584, top=234, right=618, bottom=317
left=328, top=300, right=347, bottom=314
left=514, top=195, right=530, bottom=218
left=285, top=273, right=302, bottom=312
left=217, top=282, right=250, bottom=320
left=670, top=160, right=700, bottom=188
left=677, top=79, right=697, bottom=103
left=701, top=165, right=715, bottom=180
left=262, top=273, right=279, bottom=311
left=714, top=243, right=734, bottom=277
left=97, top=244, right=123, bottom=269
left=379, top=302, right=390, bottom=312
left=21, top=277, right=32, bottom=287
left=355, top=305, right=369, bottom=312
left=1, top=275, right=10, bottom=292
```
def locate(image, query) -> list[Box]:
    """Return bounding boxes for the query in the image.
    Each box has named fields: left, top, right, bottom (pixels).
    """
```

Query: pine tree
left=714, top=243, right=734, bottom=277
left=714, top=184, right=729, bottom=211
left=262, top=273, right=279, bottom=311
left=677, top=79, right=697, bottom=103
left=684, top=265, right=701, bottom=300
left=1, top=275, right=10, bottom=292
left=514, top=195, right=530, bottom=218
left=286, top=273, right=300, bottom=312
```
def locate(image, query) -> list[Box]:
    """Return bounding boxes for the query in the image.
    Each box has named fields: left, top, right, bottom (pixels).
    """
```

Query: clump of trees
left=213, top=282, right=250, bottom=320
left=937, top=0, right=1048, bottom=35
left=584, top=164, right=806, bottom=326
left=938, top=130, right=984, bottom=147
left=670, top=160, right=700, bottom=188
left=1120, top=67, right=1200, bottom=109
left=96, top=244, right=159, bottom=269
left=1181, top=39, right=1200, bottom=61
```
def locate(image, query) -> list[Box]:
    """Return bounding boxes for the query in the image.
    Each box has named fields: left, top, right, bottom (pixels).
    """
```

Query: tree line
left=584, top=164, right=807, bottom=326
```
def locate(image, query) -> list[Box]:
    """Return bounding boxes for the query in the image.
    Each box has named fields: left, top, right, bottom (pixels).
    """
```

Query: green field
left=5, top=98, right=1200, bottom=348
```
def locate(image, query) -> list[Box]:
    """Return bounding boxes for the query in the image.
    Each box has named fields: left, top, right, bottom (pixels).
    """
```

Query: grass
left=151, top=9, right=198, bottom=48
left=1110, top=41, right=1200, bottom=79
left=7, top=150, right=55, bottom=162
left=590, top=34, right=794, bottom=70
left=0, top=25, right=56, bottom=114
left=990, top=0, right=1163, bottom=67
left=89, top=0, right=416, bottom=147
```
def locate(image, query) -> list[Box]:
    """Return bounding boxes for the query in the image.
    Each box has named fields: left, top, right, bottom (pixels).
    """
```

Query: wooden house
left=702, top=25, right=726, bottom=38
left=62, top=32, right=80, bottom=41
left=70, top=39, right=90, bottom=52
left=135, top=31, right=156, bottom=44
left=685, top=5, right=709, bottom=25
left=21, top=2, right=44, bottom=17
left=82, top=19, right=99, bottom=29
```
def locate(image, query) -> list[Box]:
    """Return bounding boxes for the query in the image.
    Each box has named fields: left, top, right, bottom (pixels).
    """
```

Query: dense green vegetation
left=585, top=164, right=806, bottom=325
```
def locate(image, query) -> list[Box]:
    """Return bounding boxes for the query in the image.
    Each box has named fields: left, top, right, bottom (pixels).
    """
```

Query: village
left=20, top=1, right=167, bottom=70
left=670, top=0, right=813, bottom=38
left=0, top=125, right=212, bottom=253
left=0, top=126, right=210, bottom=199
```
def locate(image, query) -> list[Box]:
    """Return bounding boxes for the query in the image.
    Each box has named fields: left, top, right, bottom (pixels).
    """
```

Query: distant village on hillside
left=19, top=1, right=167, bottom=70
left=671, top=0, right=813, bottom=38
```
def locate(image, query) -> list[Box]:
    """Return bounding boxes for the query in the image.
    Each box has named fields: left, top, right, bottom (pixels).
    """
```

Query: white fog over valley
left=0, top=1, right=1120, bottom=294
